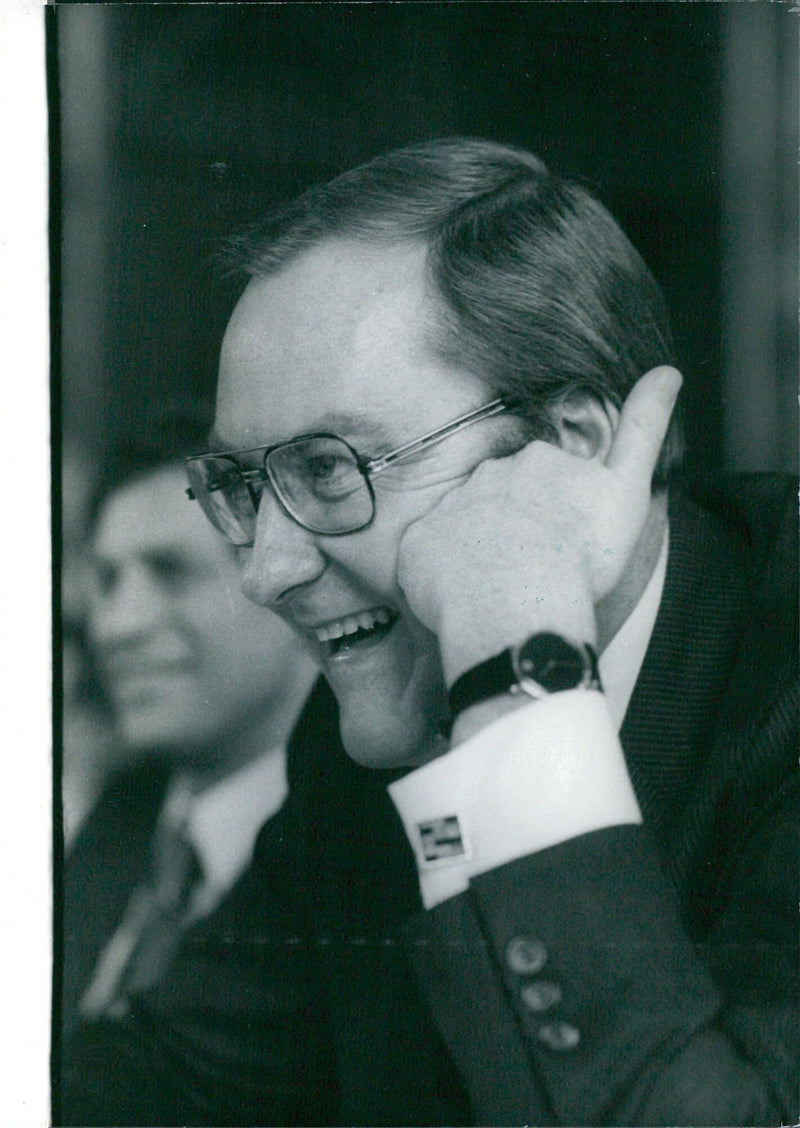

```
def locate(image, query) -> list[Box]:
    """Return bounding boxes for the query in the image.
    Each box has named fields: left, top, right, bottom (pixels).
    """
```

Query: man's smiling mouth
left=312, top=606, right=399, bottom=656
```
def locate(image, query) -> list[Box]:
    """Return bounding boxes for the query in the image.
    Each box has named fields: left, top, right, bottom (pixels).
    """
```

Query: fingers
left=606, top=366, right=682, bottom=481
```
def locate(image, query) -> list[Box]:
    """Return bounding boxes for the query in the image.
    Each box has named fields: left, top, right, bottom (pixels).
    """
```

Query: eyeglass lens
left=268, top=437, right=374, bottom=534
left=187, top=456, right=259, bottom=545
left=187, top=436, right=376, bottom=544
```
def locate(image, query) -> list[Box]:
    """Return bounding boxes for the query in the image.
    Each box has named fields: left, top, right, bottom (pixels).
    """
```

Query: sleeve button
left=505, top=936, right=547, bottom=975
left=520, top=980, right=562, bottom=1012
left=537, top=1021, right=580, bottom=1051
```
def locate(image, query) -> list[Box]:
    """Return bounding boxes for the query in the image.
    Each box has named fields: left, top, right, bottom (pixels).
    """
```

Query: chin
left=338, top=719, right=443, bottom=770
left=119, top=713, right=197, bottom=758
left=337, top=689, right=449, bottom=770
left=323, top=620, right=450, bottom=769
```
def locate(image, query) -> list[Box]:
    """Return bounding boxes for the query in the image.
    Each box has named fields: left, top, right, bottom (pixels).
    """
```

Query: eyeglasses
left=185, top=398, right=507, bottom=545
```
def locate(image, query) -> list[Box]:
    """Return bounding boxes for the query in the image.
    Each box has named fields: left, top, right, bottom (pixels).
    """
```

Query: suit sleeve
left=401, top=748, right=798, bottom=1126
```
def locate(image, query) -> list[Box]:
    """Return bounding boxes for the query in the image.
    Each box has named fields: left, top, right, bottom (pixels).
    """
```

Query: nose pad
left=239, top=489, right=326, bottom=607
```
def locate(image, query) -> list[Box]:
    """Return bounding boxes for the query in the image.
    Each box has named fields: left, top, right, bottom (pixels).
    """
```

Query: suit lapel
left=620, top=486, right=749, bottom=849
left=61, top=765, right=169, bottom=1038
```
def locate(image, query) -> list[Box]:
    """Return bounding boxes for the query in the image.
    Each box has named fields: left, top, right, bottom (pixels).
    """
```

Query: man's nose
left=89, top=565, right=164, bottom=646
left=239, top=489, right=326, bottom=607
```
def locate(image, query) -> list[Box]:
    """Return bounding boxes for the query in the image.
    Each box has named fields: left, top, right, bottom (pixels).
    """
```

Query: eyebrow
left=207, top=411, right=398, bottom=457
left=90, top=544, right=192, bottom=569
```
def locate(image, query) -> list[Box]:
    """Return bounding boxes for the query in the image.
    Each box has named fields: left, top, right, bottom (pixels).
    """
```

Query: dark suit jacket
left=58, top=699, right=344, bottom=1127
left=61, top=762, right=171, bottom=1041
left=59, top=475, right=798, bottom=1127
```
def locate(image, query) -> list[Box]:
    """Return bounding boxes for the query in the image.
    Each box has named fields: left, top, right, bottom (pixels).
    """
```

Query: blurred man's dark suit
left=61, top=761, right=172, bottom=1041
left=60, top=475, right=798, bottom=1127
left=58, top=690, right=342, bottom=1126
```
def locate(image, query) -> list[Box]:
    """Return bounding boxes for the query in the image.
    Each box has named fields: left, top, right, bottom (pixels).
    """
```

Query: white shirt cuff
left=388, top=690, right=641, bottom=910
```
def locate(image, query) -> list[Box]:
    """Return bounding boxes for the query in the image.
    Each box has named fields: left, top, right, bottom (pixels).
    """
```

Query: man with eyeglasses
left=63, top=139, right=797, bottom=1126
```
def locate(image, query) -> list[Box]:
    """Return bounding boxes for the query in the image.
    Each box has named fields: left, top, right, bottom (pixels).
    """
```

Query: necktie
left=79, top=811, right=203, bottom=1020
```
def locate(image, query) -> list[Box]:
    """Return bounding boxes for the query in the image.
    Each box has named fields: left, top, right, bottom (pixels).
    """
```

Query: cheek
left=328, top=491, right=436, bottom=590
left=179, top=598, right=243, bottom=663
left=228, top=621, right=300, bottom=680
left=328, top=526, right=404, bottom=594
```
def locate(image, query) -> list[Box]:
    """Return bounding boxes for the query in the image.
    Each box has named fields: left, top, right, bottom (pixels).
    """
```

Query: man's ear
left=547, top=390, right=620, bottom=463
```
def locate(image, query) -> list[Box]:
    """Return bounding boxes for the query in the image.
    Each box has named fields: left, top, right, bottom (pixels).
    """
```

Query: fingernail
left=658, top=366, right=683, bottom=397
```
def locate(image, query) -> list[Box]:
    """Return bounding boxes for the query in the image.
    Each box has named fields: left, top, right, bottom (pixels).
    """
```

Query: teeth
left=314, top=607, right=393, bottom=643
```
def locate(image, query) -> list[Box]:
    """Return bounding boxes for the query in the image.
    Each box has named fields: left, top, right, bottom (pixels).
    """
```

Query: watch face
left=516, top=633, right=589, bottom=693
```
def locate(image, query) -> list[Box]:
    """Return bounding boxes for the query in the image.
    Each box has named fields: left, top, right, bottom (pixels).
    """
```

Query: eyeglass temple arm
left=364, top=399, right=507, bottom=476
left=185, top=399, right=507, bottom=495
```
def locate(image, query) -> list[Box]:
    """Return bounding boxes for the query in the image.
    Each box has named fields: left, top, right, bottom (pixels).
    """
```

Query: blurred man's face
left=215, top=239, right=516, bottom=769
left=89, top=463, right=313, bottom=760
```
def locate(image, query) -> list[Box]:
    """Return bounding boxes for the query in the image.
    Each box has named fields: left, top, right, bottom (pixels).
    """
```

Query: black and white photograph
left=44, top=3, right=800, bottom=1125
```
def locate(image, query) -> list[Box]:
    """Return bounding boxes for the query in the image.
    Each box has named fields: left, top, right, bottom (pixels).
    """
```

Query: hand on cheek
left=396, top=367, right=682, bottom=686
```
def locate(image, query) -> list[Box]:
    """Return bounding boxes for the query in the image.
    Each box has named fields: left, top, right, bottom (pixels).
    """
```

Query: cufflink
left=415, top=815, right=469, bottom=866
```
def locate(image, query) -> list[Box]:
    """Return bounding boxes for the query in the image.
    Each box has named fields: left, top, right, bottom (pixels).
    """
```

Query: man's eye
left=92, top=561, right=117, bottom=595
left=146, top=552, right=201, bottom=590
left=207, top=464, right=242, bottom=494
left=304, top=452, right=360, bottom=499
left=307, top=453, right=340, bottom=480
left=151, top=556, right=183, bottom=584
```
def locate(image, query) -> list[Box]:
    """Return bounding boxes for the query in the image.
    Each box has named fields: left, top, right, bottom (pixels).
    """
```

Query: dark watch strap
left=448, top=633, right=601, bottom=719
left=448, top=649, right=516, bottom=718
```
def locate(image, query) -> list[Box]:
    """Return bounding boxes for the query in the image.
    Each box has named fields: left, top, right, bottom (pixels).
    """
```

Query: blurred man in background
left=61, top=422, right=318, bottom=1041
left=61, top=438, right=115, bottom=846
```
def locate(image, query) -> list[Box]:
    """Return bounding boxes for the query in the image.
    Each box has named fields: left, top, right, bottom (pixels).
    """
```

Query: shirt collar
left=164, top=745, right=288, bottom=898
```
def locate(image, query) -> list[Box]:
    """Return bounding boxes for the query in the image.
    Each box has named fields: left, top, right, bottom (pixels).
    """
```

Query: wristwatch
left=447, top=632, right=602, bottom=719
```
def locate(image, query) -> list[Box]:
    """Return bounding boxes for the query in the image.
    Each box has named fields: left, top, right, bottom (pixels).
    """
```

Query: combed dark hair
left=91, top=398, right=215, bottom=523
left=225, top=138, right=682, bottom=485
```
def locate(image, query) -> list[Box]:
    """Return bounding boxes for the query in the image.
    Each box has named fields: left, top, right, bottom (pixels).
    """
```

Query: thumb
left=606, top=366, right=682, bottom=481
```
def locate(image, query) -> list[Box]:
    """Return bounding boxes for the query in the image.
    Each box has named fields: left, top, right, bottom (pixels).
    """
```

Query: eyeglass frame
left=186, top=397, right=509, bottom=543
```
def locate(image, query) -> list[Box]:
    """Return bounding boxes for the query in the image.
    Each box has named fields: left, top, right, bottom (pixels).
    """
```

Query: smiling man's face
left=215, top=238, right=514, bottom=768
left=89, top=463, right=314, bottom=764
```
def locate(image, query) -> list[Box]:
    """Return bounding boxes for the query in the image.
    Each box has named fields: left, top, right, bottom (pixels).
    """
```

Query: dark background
left=57, top=2, right=798, bottom=478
